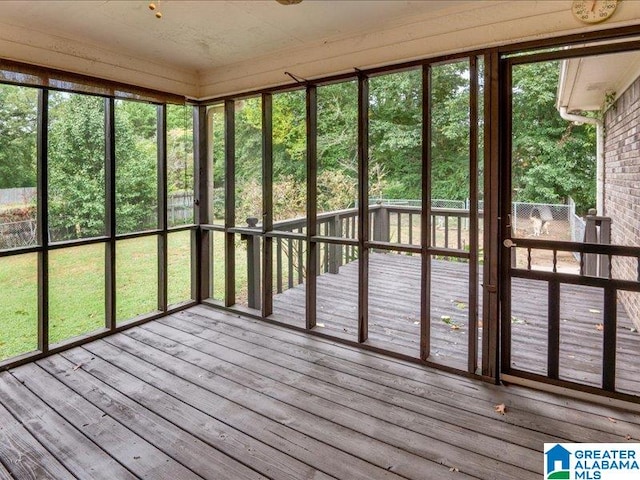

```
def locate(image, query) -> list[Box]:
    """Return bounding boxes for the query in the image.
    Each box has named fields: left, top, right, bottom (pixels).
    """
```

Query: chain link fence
left=511, top=201, right=580, bottom=240
left=0, top=196, right=592, bottom=250
left=0, top=219, right=37, bottom=249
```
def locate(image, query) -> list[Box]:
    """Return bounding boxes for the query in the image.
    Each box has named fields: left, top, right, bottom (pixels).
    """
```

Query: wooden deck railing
left=508, top=237, right=640, bottom=392
left=242, top=204, right=478, bottom=302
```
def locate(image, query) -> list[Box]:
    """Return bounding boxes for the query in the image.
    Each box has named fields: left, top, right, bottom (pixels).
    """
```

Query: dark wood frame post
left=37, top=89, right=50, bottom=351
left=105, top=97, right=117, bottom=331
left=194, top=105, right=210, bottom=302
left=420, top=65, right=432, bottom=360
left=357, top=73, right=369, bottom=343
left=468, top=56, right=480, bottom=374
left=262, top=93, right=273, bottom=317
left=483, top=48, right=501, bottom=381
left=157, top=104, right=168, bottom=310
left=224, top=100, right=236, bottom=306
left=306, top=85, right=318, bottom=330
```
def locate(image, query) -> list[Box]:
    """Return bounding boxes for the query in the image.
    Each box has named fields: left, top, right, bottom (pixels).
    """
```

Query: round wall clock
left=572, top=0, right=619, bottom=24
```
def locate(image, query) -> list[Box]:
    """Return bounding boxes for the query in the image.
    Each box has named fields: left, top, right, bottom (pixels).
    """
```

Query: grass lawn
left=1, top=231, right=194, bottom=361
left=1, top=229, right=348, bottom=362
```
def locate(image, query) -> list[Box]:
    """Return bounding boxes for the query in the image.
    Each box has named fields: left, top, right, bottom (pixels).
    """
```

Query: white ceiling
left=0, top=0, right=470, bottom=73
left=2, top=1, right=640, bottom=98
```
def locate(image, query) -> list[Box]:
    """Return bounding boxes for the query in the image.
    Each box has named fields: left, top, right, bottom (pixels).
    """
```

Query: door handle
left=503, top=238, right=515, bottom=248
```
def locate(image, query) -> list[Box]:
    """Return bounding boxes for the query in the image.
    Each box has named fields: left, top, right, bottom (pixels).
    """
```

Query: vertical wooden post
left=485, top=48, right=501, bottom=382
left=584, top=213, right=612, bottom=278
left=104, top=97, right=116, bottom=331
left=245, top=219, right=261, bottom=310
left=421, top=64, right=431, bottom=360
left=584, top=212, right=597, bottom=276
left=262, top=93, right=273, bottom=317
left=358, top=73, right=369, bottom=343
left=306, top=85, right=318, bottom=330
left=194, top=105, right=209, bottom=303
left=372, top=205, right=390, bottom=243
left=37, top=89, right=50, bottom=351
left=328, top=215, right=342, bottom=273
left=468, top=55, right=479, bottom=375
left=157, top=104, right=168, bottom=311
left=224, top=100, right=236, bottom=307
left=602, top=286, right=617, bottom=391
left=548, top=279, right=560, bottom=379
left=600, top=217, right=611, bottom=277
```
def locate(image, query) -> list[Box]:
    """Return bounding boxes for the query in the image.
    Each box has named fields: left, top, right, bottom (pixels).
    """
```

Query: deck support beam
left=157, top=104, right=168, bottom=311
left=262, top=93, right=273, bottom=317
left=105, top=97, right=116, bottom=332
left=421, top=65, right=431, bottom=360
left=37, top=89, right=50, bottom=351
left=224, top=100, right=236, bottom=307
left=357, top=73, right=369, bottom=343
left=484, top=48, right=502, bottom=382
left=306, top=85, right=318, bottom=330
left=195, top=105, right=210, bottom=303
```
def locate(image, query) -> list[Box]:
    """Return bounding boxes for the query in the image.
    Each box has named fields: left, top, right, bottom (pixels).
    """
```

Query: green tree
left=47, top=94, right=159, bottom=239
left=0, top=84, right=38, bottom=189
left=48, top=92, right=106, bottom=240
left=369, top=69, right=422, bottom=199
left=512, top=61, right=596, bottom=212
left=431, top=61, right=473, bottom=201
left=115, top=100, right=158, bottom=233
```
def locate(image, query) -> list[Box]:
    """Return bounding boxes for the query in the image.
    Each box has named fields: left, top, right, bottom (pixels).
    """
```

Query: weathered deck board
left=10, top=363, right=203, bottom=480
left=0, top=462, right=12, bottom=480
left=36, top=355, right=266, bottom=480
left=188, top=306, right=640, bottom=439
left=56, top=348, right=325, bottom=480
left=128, top=322, right=537, bottom=478
left=95, top=334, right=461, bottom=480
left=272, top=253, right=640, bottom=393
left=1, top=306, right=639, bottom=480
left=0, top=371, right=137, bottom=480
left=0, top=401, right=74, bottom=480
left=83, top=338, right=402, bottom=480
left=169, top=310, right=622, bottom=445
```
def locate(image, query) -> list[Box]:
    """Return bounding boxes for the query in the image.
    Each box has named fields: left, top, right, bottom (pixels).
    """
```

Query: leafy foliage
left=48, top=92, right=107, bottom=240
left=46, top=94, right=161, bottom=239
left=1, top=58, right=597, bottom=235
left=512, top=61, right=596, bottom=212
left=0, top=84, right=38, bottom=189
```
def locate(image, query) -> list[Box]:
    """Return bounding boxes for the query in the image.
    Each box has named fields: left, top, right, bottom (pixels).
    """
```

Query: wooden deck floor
left=2, top=306, right=640, bottom=479
left=271, top=252, right=640, bottom=395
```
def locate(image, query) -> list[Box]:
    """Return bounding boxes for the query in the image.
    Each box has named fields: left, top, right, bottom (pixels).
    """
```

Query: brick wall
left=604, top=75, right=640, bottom=329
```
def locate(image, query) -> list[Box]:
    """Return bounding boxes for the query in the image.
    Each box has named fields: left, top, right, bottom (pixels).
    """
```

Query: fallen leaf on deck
left=595, top=324, right=604, bottom=331
left=453, top=300, right=467, bottom=310
left=413, top=321, right=419, bottom=325
left=316, top=323, right=325, bottom=327
left=626, top=434, right=633, bottom=440
left=494, top=403, right=506, bottom=415
left=449, top=467, right=459, bottom=472
left=441, top=315, right=452, bottom=324
left=607, top=417, right=617, bottom=423
left=589, top=308, right=601, bottom=314
left=73, top=363, right=84, bottom=371
left=451, top=324, right=460, bottom=330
